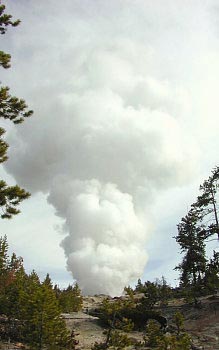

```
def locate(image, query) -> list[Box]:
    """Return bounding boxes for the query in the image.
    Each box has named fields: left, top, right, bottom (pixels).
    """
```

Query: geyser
left=4, top=0, right=200, bottom=295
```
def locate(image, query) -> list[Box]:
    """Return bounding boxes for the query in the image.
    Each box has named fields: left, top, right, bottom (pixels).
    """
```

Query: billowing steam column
left=6, top=42, right=195, bottom=295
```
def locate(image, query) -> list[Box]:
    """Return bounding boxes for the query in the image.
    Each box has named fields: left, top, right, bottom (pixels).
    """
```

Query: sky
left=1, top=0, right=219, bottom=295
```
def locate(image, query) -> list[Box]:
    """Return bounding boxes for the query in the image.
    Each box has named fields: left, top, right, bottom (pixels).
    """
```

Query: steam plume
left=4, top=0, right=210, bottom=295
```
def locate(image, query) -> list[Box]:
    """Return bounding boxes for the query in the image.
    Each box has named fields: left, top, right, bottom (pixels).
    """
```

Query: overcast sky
left=1, top=0, right=219, bottom=295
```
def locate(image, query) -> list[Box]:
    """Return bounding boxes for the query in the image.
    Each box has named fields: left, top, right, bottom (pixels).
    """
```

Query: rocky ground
left=1, top=294, right=219, bottom=349
left=179, top=296, right=219, bottom=349
left=64, top=294, right=219, bottom=350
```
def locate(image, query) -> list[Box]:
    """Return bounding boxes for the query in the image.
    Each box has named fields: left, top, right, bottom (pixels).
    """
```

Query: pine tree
left=175, top=166, right=219, bottom=299
left=4, top=265, right=27, bottom=318
left=192, top=166, right=219, bottom=240
left=58, top=283, right=83, bottom=313
left=0, top=237, right=73, bottom=348
left=204, top=250, right=219, bottom=293
left=156, top=276, right=172, bottom=306
left=175, top=209, right=207, bottom=293
left=143, top=313, right=192, bottom=350
left=0, top=235, right=24, bottom=312
left=139, top=280, right=160, bottom=308
left=0, top=235, right=9, bottom=310
left=0, top=4, right=33, bottom=219
left=135, top=278, right=144, bottom=292
left=21, top=273, right=70, bottom=350
left=92, top=329, right=131, bottom=350
left=143, top=320, right=165, bottom=348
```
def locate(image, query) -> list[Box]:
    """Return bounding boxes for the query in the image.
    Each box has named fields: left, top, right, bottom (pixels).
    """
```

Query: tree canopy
left=0, top=4, right=33, bottom=219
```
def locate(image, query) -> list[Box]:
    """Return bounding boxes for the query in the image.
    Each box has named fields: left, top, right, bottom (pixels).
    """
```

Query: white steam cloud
left=4, top=0, right=218, bottom=295
left=5, top=44, right=195, bottom=294
left=49, top=179, right=147, bottom=295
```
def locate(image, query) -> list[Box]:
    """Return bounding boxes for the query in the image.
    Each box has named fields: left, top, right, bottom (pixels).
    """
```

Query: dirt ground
left=64, top=294, right=219, bottom=350
left=184, top=297, right=219, bottom=350
left=64, top=312, right=105, bottom=350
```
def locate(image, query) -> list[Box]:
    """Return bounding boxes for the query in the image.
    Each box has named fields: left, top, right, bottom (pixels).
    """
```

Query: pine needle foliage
left=0, top=236, right=76, bottom=349
left=0, top=3, right=33, bottom=219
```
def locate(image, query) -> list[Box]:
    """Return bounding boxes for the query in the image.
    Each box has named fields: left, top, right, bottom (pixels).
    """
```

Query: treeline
left=0, top=235, right=82, bottom=349
left=175, top=166, right=219, bottom=303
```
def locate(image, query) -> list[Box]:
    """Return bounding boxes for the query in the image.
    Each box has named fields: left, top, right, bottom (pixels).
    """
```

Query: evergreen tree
left=204, top=250, right=219, bottom=293
left=123, top=285, right=134, bottom=300
left=4, top=265, right=27, bottom=319
left=156, top=276, right=172, bottom=306
left=0, top=235, right=24, bottom=313
left=92, top=329, right=132, bottom=350
left=143, top=320, right=165, bottom=348
left=58, top=283, right=83, bottom=313
left=0, top=237, right=74, bottom=348
left=192, top=166, right=219, bottom=240
left=135, top=278, right=144, bottom=293
left=134, top=277, right=172, bottom=307
left=175, top=166, right=219, bottom=298
left=143, top=313, right=192, bottom=350
left=19, top=272, right=70, bottom=350
left=0, top=235, right=9, bottom=310
left=137, top=280, right=160, bottom=308
left=0, top=4, right=33, bottom=219
left=0, top=5, right=20, bottom=36
left=175, top=209, right=207, bottom=298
